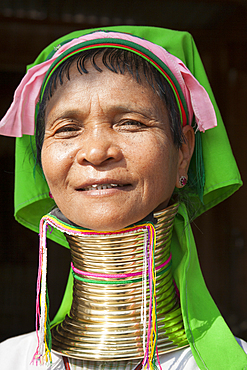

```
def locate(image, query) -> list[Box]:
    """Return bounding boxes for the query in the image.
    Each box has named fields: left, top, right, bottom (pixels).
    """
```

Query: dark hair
left=35, top=48, right=185, bottom=169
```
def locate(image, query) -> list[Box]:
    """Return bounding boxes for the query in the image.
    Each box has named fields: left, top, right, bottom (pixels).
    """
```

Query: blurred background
left=0, top=0, right=247, bottom=342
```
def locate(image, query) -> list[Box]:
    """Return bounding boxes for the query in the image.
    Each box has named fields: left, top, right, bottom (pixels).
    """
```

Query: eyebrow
left=47, top=104, right=163, bottom=122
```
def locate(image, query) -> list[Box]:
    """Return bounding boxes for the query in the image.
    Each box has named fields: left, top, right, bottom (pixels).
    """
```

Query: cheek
left=41, top=142, right=72, bottom=187
left=144, top=141, right=179, bottom=196
left=128, top=132, right=176, bottom=174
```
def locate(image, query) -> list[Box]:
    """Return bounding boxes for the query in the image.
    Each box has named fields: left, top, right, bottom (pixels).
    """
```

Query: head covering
left=0, top=31, right=217, bottom=136
left=0, top=26, right=246, bottom=369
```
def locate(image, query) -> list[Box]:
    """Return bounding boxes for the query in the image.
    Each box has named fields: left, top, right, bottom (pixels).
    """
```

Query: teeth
left=83, top=184, right=122, bottom=191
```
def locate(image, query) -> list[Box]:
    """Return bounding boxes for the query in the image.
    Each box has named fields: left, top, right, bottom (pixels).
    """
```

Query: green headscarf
left=12, top=26, right=246, bottom=369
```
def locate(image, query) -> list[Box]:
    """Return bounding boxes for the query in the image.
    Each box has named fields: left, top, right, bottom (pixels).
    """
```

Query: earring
left=49, top=191, right=53, bottom=199
left=179, top=176, right=187, bottom=187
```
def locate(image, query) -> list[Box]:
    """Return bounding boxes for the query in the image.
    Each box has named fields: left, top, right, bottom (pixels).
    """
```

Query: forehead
left=45, top=61, right=168, bottom=120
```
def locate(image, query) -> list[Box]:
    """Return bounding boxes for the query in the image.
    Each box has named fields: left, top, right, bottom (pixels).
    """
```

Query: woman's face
left=41, top=61, right=184, bottom=231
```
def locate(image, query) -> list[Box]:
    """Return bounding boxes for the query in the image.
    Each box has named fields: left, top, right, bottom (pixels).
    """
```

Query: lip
left=75, top=178, right=132, bottom=192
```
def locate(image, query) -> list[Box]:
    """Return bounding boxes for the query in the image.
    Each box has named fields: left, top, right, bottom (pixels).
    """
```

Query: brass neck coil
left=51, top=203, right=188, bottom=361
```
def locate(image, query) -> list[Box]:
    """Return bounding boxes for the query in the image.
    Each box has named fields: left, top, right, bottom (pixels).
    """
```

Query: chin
left=75, top=219, right=131, bottom=232
left=59, top=200, right=170, bottom=231
left=73, top=211, right=155, bottom=232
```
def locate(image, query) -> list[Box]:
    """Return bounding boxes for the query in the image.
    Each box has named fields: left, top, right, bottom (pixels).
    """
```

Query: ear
left=175, top=125, right=195, bottom=188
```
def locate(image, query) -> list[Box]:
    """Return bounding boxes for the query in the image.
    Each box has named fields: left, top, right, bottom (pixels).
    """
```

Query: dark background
left=0, top=0, right=247, bottom=342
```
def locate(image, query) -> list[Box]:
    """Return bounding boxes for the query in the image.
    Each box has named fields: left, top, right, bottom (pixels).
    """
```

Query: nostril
left=76, top=141, right=123, bottom=166
left=81, top=155, right=116, bottom=165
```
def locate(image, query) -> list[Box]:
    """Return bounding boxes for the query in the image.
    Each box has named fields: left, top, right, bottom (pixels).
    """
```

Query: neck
left=50, top=202, right=188, bottom=362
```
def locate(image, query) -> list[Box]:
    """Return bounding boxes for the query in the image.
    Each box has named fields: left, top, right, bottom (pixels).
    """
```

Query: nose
left=76, top=126, right=123, bottom=166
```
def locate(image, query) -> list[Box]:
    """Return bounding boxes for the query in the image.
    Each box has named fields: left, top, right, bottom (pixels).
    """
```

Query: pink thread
left=32, top=218, right=45, bottom=364
left=156, top=253, right=172, bottom=270
left=156, top=346, right=162, bottom=370
left=71, top=253, right=171, bottom=279
left=143, top=226, right=153, bottom=365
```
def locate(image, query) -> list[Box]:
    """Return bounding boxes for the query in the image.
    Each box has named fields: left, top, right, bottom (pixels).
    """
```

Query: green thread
left=72, top=274, right=143, bottom=284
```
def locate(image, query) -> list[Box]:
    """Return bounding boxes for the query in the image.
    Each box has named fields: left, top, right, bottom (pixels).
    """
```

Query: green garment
left=13, top=26, right=247, bottom=369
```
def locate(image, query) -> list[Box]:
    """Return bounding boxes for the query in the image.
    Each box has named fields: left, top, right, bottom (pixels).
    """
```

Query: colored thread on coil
left=71, top=253, right=172, bottom=279
left=71, top=261, right=172, bottom=284
left=33, top=214, right=163, bottom=369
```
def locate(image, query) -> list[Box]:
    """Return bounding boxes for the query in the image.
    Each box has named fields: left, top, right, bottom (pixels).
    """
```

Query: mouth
left=77, top=183, right=129, bottom=191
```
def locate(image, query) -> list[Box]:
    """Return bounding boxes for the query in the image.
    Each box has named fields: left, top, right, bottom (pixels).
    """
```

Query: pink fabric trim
left=0, top=31, right=217, bottom=137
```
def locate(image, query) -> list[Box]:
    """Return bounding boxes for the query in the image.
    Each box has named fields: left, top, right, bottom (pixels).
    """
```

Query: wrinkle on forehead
left=45, top=62, right=169, bottom=129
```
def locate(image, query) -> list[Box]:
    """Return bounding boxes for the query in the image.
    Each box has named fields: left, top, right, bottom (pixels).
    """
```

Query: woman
left=0, top=26, right=247, bottom=369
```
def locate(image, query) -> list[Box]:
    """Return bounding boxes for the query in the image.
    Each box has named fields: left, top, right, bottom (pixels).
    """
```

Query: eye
left=54, top=123, right=82, bottom=137
left=124, top=120, right=142, bottom=126
left=56, top=125, right=78, bottom=133
left=117, top=119, right=146, bottom=130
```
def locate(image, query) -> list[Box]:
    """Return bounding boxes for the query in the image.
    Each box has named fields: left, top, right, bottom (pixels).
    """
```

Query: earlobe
left=176, top=125, right=195, bottom=188
left=178, top=175, right=187, bottom=187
